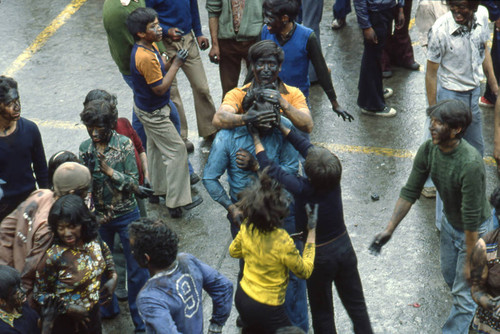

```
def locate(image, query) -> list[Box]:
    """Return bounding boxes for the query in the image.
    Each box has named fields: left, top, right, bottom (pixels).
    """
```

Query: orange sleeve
left=283, top=85, right=308, bottom=110
left=135, top=47, right=163, bottom=85
left=221, top=84, right=251, bottom=114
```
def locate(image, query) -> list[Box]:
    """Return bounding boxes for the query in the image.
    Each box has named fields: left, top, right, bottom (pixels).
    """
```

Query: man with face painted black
left=370, top=100, right=493, bottom=334
left=79, top=99, right=149, bottom=332
left=0, top=76, right=49, bottom=222
left=205, top=40, right=311, bottom=331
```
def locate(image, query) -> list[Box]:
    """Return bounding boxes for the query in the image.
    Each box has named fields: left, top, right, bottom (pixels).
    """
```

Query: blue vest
left=261, top=24, right=312, bottom=97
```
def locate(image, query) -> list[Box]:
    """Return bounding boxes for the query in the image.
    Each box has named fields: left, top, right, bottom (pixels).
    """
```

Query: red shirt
left=115, top=118, right=145, bottom=184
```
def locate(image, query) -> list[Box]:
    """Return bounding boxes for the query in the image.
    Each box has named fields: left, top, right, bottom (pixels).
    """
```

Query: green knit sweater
left=400, top=139, right=490, bottom=231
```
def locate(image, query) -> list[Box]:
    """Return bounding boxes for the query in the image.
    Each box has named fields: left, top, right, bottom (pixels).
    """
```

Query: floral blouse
left=34, top=240, right=115, bottom=311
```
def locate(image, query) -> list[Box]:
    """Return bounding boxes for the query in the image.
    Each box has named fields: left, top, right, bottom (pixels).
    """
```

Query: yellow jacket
left=229, top=222, right=315, bottom=306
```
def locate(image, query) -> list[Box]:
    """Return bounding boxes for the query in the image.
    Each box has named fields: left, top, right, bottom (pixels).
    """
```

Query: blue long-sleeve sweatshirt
left=146, top=0, right=203, bottom=37
left=0, top=117, right=48, bottom=201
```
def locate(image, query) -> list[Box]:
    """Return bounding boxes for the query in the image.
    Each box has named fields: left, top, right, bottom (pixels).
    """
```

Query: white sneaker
left=361, top=106, right=397, bottom=117
left=383, top=88, right=394, bottom=99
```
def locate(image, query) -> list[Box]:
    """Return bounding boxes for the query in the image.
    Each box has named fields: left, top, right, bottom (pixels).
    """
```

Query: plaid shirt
left=79, top=131, right=139, bottom=218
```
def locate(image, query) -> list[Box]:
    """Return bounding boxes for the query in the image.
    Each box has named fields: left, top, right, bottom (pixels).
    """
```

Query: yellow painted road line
left=4, top=0, right=88, bottom=77
left=32, top=117, right=497, bottom=167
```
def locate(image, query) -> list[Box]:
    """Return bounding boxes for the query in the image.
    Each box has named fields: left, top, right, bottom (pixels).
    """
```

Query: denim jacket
left=354, top=0, right=404, bottom=29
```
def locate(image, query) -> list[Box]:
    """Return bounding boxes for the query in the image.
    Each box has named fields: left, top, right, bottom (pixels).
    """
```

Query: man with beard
left=370, top=100, right=493, bottom=334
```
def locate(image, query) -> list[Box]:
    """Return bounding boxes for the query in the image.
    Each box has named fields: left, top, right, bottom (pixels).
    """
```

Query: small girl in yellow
left=229, top=170, right=316, bottom=334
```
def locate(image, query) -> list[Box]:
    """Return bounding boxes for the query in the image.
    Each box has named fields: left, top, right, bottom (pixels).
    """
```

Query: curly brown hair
left=237, top=169, right=289, bottom=233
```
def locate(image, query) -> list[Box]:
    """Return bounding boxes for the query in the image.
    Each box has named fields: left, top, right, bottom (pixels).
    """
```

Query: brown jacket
left=0, top=189, right=55, bottom=304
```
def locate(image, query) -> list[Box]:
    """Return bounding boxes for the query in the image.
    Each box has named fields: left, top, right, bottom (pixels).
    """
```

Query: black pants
left=307, top=233, right=373, bottom=334
left=52, top=304, right=101, bottom=334
left=357, top=8, right=394, bottom=111
left=235, top=283, right=291, bottom=334
left=485, top=27, right=500, bottom=104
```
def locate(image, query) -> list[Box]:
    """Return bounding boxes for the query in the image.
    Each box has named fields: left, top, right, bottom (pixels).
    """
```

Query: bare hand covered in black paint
left=369, top=230, right=392, bottom=255
left=305, top=203, right=319, bottom=230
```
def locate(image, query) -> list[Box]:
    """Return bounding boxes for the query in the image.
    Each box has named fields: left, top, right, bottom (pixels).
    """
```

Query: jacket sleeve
left=281, top=236, right=315, bottom=280
left=191, top=0, right=203, bottom=36
left=202, top=134, right=233, bottom=209
left=21, top=223, right=53, bottom=290
left=0, top=215, right=17, bottom=266
left=229, top=228, right=243, bottom=259
left=353, top=0, right=371, bottom=29
left=31, top=124, right=49, bottom=189
left=108, top=137, right=139, bottom=192
left=206, top=0, right=222, bottom=18
left=194, top=256, right=233, bottom=326
left=256, top=151, right=304, bottom=196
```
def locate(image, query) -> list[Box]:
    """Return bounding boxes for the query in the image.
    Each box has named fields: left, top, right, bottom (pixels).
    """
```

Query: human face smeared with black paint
left=429, top=116, right=458, bottom=149
left=448, top=0, right=475, bottom=26
left=252, top=55, right=281, bottom=86
left=263, top=9, right=285, bottom=35
left=56, top=220, right=83, bottom=248
left=86, top=122, right=112, bottom=145
left=0, top=88, right=21, bottom=122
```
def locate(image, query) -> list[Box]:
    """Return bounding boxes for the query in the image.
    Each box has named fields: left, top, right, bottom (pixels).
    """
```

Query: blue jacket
left=353, top=0, right=404, bottom=29
left=146, top=0, right=203, bottom=37
left=137, top=253, right=233, bottom=333
left=482, top=0, right=500, bottom=21
left=261, top=24, right=313, bottom=97
left=203, top=117, right=299, bottom=209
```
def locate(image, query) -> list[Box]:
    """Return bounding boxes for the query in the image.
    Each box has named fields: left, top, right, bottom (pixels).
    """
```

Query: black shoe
left=149, top=195, right=160, bottom=204
left=115, top=288, right=128, bottom=301
left=168, top=207, right=183, bottom=218
left=183, top=195, right=203, bottom=210
left=190, top=173, right=200, bottom=185
left=184, top=139, right=194, bottom=153
left=236, top=316, right=243, bottom=328
left=382, top=70, right=393, bottom=78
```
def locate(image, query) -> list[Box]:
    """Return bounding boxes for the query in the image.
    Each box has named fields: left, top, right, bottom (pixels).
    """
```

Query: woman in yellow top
left=229, top=171, right=316, bottom=334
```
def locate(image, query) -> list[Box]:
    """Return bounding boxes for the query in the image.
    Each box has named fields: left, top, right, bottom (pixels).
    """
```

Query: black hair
left=490, top=186, right=500, bottom=211
left=0, top=76, right=18, bottom=104
left=80, top=99, right=118, bottom=129
left=48, top=194, right=99, bottom=244
left=0, top=265, right=20, bottom=300
left=426, top=99, right=472, bottom=139
left=446, top=0, right=480, bottom=11
left=247, top=40, right=285, bottom=66
left=129, top=218, right=179, bottom=269
left=237, top=169, right=289, bottom=233
left=304, top=147, right=342, bottom=192
left=127, top=7, right=158, bottom=41
left=263, top=0, right=300, bottom=22
left=83, top=89, right=118, bottom=112
left=48, top=151, right=79, bottom=188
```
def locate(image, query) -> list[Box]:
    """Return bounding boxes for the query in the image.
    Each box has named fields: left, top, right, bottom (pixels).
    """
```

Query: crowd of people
left=2, top=0, right=500, bottom=333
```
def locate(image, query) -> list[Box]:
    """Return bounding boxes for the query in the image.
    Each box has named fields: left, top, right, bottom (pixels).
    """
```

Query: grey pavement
left=1, top=0, right=498, bottom=333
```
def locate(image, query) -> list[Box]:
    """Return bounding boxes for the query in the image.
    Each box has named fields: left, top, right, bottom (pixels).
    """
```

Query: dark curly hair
left=48, top=194, right=99, bottom=244
left=47, top=151, right=79, bottom=188
left=304, top=147, right=342, bottom=193
left=446, top=0, right=480, bottom=12
left=129, top=218, right=179, bottom=269
left=0, top=76, right=18, bottom=105
left=248, top=40, right=285, bottom=67
left=83, top=89, right=118, bottom=112
left=127, top=7, right=158, bottom=41
left=0, top=265, right=20, bottom=300
left=263, top=0, right=300, bottom=22
left=80, top=99, right=118, bottom=129
left=237, top=169, right=289, bottom=233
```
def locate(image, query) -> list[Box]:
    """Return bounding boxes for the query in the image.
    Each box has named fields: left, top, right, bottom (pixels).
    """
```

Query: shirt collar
left=0, top=308, right=22, bottom=328
left=448, top=13, right=480, bottom=36
left=88, top=131, right=120, bottom=153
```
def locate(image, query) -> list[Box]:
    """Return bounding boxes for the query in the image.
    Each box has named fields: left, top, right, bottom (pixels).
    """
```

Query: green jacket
left=206, top=0, right=264, bottom=41
left=79, top=131, right=139, bottom=218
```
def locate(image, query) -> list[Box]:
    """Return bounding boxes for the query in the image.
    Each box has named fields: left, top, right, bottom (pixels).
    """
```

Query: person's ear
left=144, top=253, right=151, bottom=263
left=137, top=31, right=146, bottom=39
left=281, top=15, right=289, bottom=24
left=451, top=127, right=462, bottom=138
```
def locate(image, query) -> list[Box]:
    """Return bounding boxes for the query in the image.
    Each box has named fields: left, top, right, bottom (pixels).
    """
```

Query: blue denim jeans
left=333, top=0, right=352, bottom=19
left=99, top=208, right=149, bottom=332
left=121, top=74, right=194, bottom=175
left=440, top=214, right=492, bottom=334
